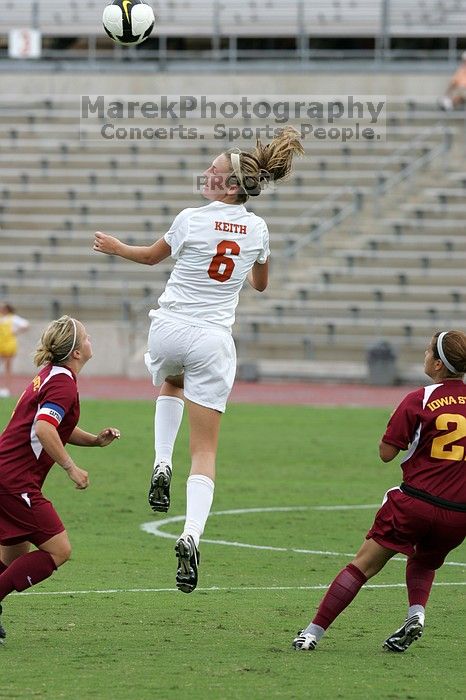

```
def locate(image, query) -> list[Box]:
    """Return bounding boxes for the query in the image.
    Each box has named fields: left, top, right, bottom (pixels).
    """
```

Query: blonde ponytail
left=226, top=127, right=304, bottom=202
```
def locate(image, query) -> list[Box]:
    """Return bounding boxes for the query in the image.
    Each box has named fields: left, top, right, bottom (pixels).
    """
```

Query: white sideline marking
left=141, top=505, right=466, bottom=568
left=15, top=581, right=466, bottom=597
left=12, top=504, right=463, bottom=600
left=13, top=502, right=466, bottom=599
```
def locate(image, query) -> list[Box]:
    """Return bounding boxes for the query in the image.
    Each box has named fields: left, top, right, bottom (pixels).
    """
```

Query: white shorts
left=144, top=310, right=237, bottom=413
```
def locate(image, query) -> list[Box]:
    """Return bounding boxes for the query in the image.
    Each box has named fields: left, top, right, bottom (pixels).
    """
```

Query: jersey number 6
left=208, top=240, right=241, bottom=282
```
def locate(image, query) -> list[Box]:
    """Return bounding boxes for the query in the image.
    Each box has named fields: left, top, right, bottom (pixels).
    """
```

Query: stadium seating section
left=0, top=96, right=464, bottom=379
left=1, top=1, right=466, bottom=38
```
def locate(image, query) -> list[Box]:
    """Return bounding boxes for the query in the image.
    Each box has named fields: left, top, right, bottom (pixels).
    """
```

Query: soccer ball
left=103, top=0, right=155, bottom=46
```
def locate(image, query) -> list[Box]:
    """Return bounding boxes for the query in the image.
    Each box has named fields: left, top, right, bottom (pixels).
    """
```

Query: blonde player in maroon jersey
left=93, top=127, right=304, bottom=593
left=293, top=330, right=466, bottom=653
left=0, top=316, right=120, bottom=642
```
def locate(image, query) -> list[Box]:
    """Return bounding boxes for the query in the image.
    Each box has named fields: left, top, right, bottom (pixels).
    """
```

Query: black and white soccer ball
left=103, top=0, right=155, bottom=46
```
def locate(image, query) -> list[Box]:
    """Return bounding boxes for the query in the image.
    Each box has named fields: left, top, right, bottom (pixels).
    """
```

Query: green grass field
left=0, top=399, right=465, bottom=699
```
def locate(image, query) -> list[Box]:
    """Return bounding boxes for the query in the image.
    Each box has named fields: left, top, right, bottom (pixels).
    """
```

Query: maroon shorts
left=0, top=490, right=65, bottom=547
left=366, top=487, right=466, bottom=569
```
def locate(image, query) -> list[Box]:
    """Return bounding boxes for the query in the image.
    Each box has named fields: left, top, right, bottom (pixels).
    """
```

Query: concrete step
left=237, top=359, right=426, bottom=385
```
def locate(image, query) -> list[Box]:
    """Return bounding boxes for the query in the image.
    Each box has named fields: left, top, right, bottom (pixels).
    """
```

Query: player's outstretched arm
left=93, top=231, right=171, bottom=265
left=69, top=426, right=121, bottom=447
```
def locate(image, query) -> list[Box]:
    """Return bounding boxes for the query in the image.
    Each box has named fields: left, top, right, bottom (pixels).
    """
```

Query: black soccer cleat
left=292, top=630, right=318, bottom=651
left=0, top=604, right=6, bottom=643
left=383, top=613, right=424, bottom=652
left=175, top=535, right=200, bottom=593
left=148, top=462, right=172, bottom=513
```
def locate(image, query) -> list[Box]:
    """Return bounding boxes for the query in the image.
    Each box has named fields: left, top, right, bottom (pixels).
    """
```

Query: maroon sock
left=312, top=563, right=368, bottom=630
left=0, top=551, right=56, bottom=601
left=0, top=561, right=7, bottom=575
left=406, top=558, right=435, bottom=607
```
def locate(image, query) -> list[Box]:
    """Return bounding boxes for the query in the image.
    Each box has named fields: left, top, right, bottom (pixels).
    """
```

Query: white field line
left=15, top=581, right=466, bottom=597
left=141, top=505, right=466, bottom=568
left=13, top=504, right=464, bottom=598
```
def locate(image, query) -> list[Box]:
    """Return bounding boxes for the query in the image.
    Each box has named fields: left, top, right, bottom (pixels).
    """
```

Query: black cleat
left=0, top=604, right=6, bottom=643
left=148, top=462, right=172, bottom=513
left=175, top=535, right=200, bottom=593
left=292, top=630, right=318, bottom=651
left=383, top=613, right=424, bottom=652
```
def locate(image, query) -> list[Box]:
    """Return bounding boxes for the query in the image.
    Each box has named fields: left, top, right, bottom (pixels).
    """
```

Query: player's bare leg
left=148, top=375, right=184, bottom=512
left=0, top=357, right=13, bottom=398
left=38, top=531, right=72, bottom=567
left=351, top=538, right=396, bottom=578
left=0, top=541, right=31, bottom=566
left=175, top=399, right=221, bottom=593
left=4, top=357, right=13, bottom=396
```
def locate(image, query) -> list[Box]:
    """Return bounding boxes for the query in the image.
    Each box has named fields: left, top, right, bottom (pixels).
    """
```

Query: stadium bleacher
left=1, top=1, right=466, bottom=380
left=1, top=10, right=466, bottom=700
left=0, top=90, right=464, bottom=380
left=1, top=1, right=466, bottom=37
left=388, top=0, right=466, bottom=36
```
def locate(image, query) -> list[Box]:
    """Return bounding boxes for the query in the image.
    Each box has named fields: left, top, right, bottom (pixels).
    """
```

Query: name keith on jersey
left=215, top=221, right=247, bottom=234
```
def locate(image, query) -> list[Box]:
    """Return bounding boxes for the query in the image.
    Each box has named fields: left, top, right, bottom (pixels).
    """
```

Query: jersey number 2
left=208, top=240, right=241, bottom=282
left=430, top=413, right=466, bottom=461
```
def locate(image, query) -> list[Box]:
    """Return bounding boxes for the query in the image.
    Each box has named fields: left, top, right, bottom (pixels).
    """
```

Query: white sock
left=154, top=395, right=184, bottom=467
left=408, top=605, right=425, bottom=620
left=302, top=623, right=325, bottom=641
left=181, top=474, right=215, bottom=548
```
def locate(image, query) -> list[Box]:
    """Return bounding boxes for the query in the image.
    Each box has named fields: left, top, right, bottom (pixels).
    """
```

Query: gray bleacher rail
left=372, top=124, right=454, bottom=215
left=1, top=0, right=466, bottom=64
left=278, top=122, right=453, bottom=268
left=280, top=187, right=365, bottom=259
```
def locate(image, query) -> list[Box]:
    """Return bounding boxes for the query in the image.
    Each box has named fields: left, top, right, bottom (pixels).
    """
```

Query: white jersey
left=156, top=200, right=270, bottom=329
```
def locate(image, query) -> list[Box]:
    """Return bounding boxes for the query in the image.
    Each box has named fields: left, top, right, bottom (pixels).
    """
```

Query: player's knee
left=52, top=544, right=72, bottom=567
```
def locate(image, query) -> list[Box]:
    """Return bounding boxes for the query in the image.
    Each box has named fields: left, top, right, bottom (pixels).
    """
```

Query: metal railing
left=1, top=1, right=466, bottom=37
left=278, top=124, right=453, bottom=264
left=372, top=125, right=453, bottom=215
left=1, top=0, right=466, bottom=64
left=279, top=189, right=364, bottom=259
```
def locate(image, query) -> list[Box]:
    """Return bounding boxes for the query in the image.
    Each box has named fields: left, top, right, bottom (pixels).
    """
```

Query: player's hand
left=95, top=427, right=121, bottom=447
left=67, top=465, right=90, bottom=490
left=93, top=231, right=121, bottom=255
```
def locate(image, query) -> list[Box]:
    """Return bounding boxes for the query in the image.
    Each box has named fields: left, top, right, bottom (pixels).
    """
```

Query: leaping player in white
left=93, top=127, right=303, bottom=593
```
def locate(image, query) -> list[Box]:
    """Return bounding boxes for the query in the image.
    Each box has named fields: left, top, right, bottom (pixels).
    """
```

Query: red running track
left=4, top=376, right=417, bottom=408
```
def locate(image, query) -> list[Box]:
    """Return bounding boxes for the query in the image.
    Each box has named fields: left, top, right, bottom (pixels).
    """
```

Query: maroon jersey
left=382, top=380, right=466, bottom=503
left=0, top=364, right=80, bottom=494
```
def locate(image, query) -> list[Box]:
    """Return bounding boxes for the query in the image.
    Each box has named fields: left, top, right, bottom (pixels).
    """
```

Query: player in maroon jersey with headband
left=0, top=316, right=120, bottom=643
left=293, top=330, right=466, bottom=653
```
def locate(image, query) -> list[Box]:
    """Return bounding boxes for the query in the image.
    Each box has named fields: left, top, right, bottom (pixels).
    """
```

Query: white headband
left=230, top=151, right=245, bottom=191
left=437, top=332, right=458, bottom=374
left=58, top=318, right=78, bottom=362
